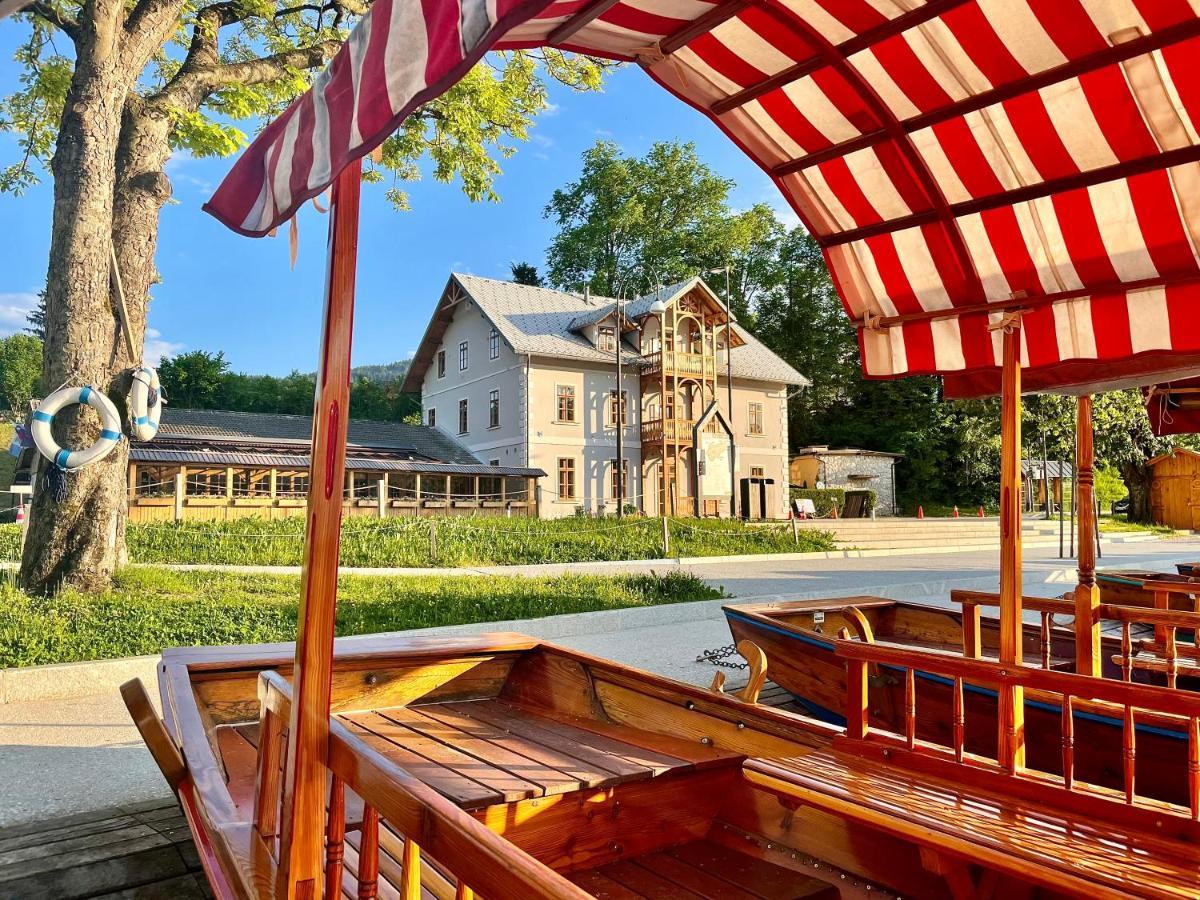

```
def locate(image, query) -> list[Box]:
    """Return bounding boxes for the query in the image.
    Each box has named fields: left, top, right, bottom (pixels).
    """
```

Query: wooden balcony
left=641, top=349, right=708, bottom=378
left=641, top=417, right=696, bottom=444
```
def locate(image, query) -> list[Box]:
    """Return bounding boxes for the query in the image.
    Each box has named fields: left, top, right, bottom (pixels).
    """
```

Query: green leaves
left=545, top=139, right=764, bottom=298
left=0, top=32, right=72, bottom=194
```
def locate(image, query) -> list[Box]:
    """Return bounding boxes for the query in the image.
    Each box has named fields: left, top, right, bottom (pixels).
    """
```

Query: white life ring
left=129, top=366, right=163, bottom=441
left=31, top=385, right=123, bottom=470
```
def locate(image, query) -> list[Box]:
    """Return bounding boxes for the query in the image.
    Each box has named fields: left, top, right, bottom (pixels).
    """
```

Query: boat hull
left=726, top=601, right=1191, bottom=805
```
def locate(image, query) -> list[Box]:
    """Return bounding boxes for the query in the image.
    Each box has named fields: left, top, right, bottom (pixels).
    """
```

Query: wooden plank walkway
left=0, top=796, right=210, bottom=899
left=0, top=681, right=800, bottom=898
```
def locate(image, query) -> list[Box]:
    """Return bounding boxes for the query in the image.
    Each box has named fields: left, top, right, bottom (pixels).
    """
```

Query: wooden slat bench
left=567, top=837, right=838, bottom=900
left=745, top=750, right=1200, bottom=899
left=229, top=696, right=741, bottom=812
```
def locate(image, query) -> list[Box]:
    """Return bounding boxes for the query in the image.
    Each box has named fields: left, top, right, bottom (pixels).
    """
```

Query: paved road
left=2, top=535, right=1198, bottom=828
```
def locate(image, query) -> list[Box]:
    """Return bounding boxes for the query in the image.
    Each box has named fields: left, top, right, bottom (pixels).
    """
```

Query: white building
left=403, top=274, right=807, bottom=519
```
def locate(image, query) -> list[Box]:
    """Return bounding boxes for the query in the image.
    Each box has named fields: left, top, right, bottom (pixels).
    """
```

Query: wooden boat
left=1097, top=570, right=1199, bottom=610
left=723, top=594, right=1198, bottom=805
left=1179, top=563, right=1200, bottom=577
left=125, top=631, right=960, bottom=898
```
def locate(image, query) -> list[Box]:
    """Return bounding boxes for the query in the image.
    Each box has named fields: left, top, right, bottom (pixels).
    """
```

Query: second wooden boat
left=723, top=594, right=1197, bottom=805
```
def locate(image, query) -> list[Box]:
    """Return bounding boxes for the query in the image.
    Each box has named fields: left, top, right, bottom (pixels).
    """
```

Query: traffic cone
left=831, top=504, right=839, bottom=519
left=952, top=505, right=959, bottom=518
left=917, top=505, right=924, bottom=519
left=978, top=505, right=984, bottom=518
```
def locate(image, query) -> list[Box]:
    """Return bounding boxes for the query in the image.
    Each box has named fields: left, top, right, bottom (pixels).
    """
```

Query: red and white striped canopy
left=205, top=0, right=1200, bottom=397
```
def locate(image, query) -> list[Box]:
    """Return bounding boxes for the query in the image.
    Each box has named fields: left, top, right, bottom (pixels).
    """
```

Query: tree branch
left=207, top=40, right=341, bottom=89
left=27, top=1, right=80, bottom=41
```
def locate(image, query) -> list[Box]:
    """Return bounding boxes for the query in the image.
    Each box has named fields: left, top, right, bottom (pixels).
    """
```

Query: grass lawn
left=1098, top=515, right=1177, bottom=535
left=0, top=567, right=723, bottom=668
left=0, top=515, right=835, bottom=567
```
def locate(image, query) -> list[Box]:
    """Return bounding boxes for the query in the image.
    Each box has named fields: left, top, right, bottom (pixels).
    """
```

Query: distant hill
left=348, top=360, right=411, bottom=384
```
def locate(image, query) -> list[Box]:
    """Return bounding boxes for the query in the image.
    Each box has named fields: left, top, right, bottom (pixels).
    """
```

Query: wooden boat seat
left=225, top=696, right=742, bottom=814
left=744, top=750, right=1200, bottom=899
left=567, top=837, right=839, bottom=899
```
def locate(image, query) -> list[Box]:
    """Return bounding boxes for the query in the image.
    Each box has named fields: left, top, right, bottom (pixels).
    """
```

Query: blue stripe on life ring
left=32, top=411, right=52, bottom=423
left=79, top=386, right=92, bottom=404
left=55, top=448, right=70, bottom=468
left=100, top=429, right=121, bottom=441
left=134, top=415, right=149, bottom=425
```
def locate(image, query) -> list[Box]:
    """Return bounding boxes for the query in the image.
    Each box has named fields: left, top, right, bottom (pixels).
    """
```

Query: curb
left=138, top=532, right=1167, bottom=578
left=0, top=654, right=160, bottom=706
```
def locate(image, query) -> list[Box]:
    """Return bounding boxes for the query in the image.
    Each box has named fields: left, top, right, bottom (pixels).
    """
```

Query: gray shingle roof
left=130, top=446, right=543, bottom=477
left=444, top=274, right=807, bottom=386
left=152, top=408, right=480, bottom=465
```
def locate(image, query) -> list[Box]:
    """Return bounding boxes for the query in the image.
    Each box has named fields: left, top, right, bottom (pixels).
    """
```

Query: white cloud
left=0, top=292, right=39, bottom=336
left=144, top=328, right=184, bottom=365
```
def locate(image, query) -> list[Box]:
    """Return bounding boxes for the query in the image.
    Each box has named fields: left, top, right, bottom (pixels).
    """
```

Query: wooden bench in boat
left=223, top=696, right=739, bottom=811
left=740, top=635, right=1200, bottom=899
left=745, top=750, right=1200, bottom=899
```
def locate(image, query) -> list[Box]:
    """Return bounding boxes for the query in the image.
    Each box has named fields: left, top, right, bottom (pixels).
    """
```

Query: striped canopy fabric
left=204, top=0, right=1200, bottom=397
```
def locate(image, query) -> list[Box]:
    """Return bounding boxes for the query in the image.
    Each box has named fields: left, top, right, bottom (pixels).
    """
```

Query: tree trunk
left=19, top=41, right=167, bottom=593
left=1121, top=461, right=1154, bottom=523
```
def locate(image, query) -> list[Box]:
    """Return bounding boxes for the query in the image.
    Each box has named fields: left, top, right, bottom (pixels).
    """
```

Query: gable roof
left=152, top=408, right=480, bottom=465
left=403, top=274, right=808, bottom=390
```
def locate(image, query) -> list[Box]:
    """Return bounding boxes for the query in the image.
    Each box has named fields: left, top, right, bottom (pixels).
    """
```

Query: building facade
left=405, top=275, right=807, bottom=519
left=789, top=447, right=902, bottom=516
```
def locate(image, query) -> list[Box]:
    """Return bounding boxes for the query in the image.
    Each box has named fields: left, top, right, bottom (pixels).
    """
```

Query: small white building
left=789, top=446, right=902, bottom=516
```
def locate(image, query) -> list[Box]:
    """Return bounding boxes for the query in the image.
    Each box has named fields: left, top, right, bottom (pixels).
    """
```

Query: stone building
left=789, top=447, right=902, bottom=516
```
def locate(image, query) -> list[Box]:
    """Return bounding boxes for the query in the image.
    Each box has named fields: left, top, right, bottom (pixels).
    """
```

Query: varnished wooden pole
left=277, top=158, right=362, bottom=899
left=998, top=323, right=1025, bottom=771
left=1074, top=395, right=1101, bottom=677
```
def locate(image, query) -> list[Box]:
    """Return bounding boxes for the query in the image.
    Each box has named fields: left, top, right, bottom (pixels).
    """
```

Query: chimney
left=584, top=285, right=591, bottom=305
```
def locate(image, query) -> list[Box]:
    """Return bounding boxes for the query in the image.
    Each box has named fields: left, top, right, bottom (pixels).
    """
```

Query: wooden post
left=445, top=475, right=451, bottom=507
left=276, top=158, right=362, bottom=900
left=429, top=520, right=437, bottom=560
left=414, top=473, right=421, bottom=512
left=998, top=322, right=1025, bottom=772
left=128, top=463, right=137, bottom=504
left=225, top=466, right=234, bottom=501
left=791, top=515, right=799, bottom=544
left=174, top=471, right=185, bottom=523
left=661, top=513, right=670, bottom=558
left=270, top=468, right=278, bottom=501
left=377, top=476, right=387, bottom=518
left=1074, top=395, right=1101, bottom=677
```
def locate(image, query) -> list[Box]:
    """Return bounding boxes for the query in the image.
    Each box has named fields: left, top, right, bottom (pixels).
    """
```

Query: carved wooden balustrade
left=640, top=417, right=697, bottom=444
left=953, top=588, right=1200, bottom=685
left=837, top=639, right=1200, bottom=817
left=640, top=349, right=706, bottom=377
left=254, top=672, right=590, bottom=899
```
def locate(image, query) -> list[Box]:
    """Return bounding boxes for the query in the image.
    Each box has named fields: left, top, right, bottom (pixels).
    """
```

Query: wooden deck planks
left=567, top=839, right=838, bottom=900
left=0, top=798, right=208, bottom=900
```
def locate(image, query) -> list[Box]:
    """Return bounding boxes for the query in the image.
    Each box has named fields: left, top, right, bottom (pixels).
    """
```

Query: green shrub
left=0, top=568, right=724, bottom=667
left=788, top=488, right=845, bottom=517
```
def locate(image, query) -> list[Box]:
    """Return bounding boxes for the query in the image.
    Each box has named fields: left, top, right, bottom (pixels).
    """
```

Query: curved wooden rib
left=737, top=640, right=768, bottom=704
left=120, top=678, right=186, bottom=791
left=841, top=606, right=875, bottom=644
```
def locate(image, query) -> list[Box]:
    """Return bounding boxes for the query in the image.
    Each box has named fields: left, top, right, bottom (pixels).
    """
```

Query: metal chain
left=695, top=643, right=748, bottom=670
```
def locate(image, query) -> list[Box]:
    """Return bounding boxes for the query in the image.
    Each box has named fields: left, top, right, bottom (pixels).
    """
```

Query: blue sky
left=0, top=26, right=793, bottom=376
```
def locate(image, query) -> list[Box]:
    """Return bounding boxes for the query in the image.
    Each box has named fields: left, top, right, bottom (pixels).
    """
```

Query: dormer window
left=598, top=325, right=616, bottom=353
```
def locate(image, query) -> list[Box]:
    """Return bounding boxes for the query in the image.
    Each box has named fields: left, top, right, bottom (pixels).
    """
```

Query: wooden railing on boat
left=953, top=588, right=1200, bottom=685
left=255, top=671, right=591, bottom=899
left=837, top=639, right=1200, bottom=817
